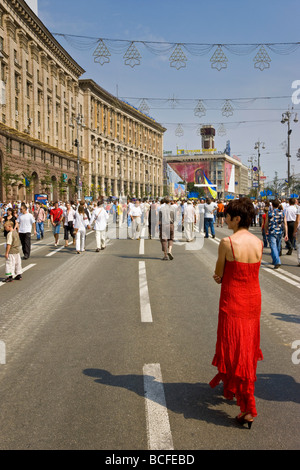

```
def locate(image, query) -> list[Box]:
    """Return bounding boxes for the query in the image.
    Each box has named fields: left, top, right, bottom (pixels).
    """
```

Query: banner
left=224, top=162, right=235, bottom=193
left=174, top=183, right=185, bottom=196
left=167, top=161, right=210, bottom=184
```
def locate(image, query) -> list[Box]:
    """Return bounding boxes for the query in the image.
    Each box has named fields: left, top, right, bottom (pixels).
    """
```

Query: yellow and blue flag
left=203, top=171, right=217, bottom=199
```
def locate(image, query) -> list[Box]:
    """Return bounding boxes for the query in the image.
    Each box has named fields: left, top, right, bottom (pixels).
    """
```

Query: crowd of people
left=0, top=194, right=299, bottom=429
left=0, top=195, right=299, bottom=282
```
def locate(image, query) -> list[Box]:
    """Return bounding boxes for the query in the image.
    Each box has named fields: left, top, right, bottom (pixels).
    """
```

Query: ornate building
left=0, top=0, right=166, bottom=202
left=80, top=79, right=166, bottom=199
left=0, top=0, right=86, bottom=202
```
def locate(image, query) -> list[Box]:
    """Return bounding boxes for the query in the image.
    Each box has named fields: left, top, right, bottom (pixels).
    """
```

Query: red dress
left=210, top=237, right=263, bottom=417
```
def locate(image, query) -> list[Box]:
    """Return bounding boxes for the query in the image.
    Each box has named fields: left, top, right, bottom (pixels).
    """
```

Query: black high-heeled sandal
left=236, top=413, right=254, bottom=429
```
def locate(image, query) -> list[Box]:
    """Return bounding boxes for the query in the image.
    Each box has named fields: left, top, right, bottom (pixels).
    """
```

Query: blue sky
left=37, top=0, right=300, bottom=183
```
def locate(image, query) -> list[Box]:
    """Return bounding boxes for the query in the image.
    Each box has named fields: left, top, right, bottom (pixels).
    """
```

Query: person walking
left=4, top=220, right=22, bottom=282
left=17, top=202, right=36, bottom=259
left=184, top=200, right=196, bottom=241
left=285, top=198, right=297, bottom=255
left=159, top=197, right=175, bottom=260
left=216, top=200, right=225, bottom=228
left=2, top=207, right=18, bottom=238
left=33, top=202, right=46, bottom=240
left=50, top=201, right=63, bottom=246
left=63, top=202, right=76, bottom=247
left=129, top=200, right=142, bottom=240
left=73, top=204, right=90, bottom=254
left=198, top=198, right=205, bottom=233
left=204, top=198, right=216, bottom=238
left=265, top=199, right=287, bottom=269
left=89, top=200, right=109, bottom=252
left=293, top=202, right=300, bottom=266
left=210, top=198, right=264, bottom=428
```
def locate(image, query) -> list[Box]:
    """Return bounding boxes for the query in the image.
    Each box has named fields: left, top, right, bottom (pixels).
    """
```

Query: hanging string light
left=53, top=32, right=300, bottom=71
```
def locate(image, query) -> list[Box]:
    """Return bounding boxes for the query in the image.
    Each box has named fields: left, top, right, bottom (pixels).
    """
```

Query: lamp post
left=281, top=107, right=298, bottom=197
left=254, top=140, right=265, bottom=197
left=70, top=113, right=85, bottom=201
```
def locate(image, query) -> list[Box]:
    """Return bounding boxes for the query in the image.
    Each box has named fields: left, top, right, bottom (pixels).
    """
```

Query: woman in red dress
left=210, top=198, right=263, bottom=429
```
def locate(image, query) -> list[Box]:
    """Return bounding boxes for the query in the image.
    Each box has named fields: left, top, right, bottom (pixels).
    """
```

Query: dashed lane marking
left=143, top=363, right=174, bottom=450
left=139, top=261, right=153, bottom=323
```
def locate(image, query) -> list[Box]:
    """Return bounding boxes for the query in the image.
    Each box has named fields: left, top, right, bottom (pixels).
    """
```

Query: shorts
left=52, top=223, right=61, bottom=234
left=217, top=212, right=224, bottom=218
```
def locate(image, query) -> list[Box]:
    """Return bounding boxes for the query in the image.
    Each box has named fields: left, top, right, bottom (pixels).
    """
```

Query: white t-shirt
left=204, top=202, right=217, bottom=218
left=18, top=212, right=35, bottom=233
left=285, top=205, right=297, bottom=222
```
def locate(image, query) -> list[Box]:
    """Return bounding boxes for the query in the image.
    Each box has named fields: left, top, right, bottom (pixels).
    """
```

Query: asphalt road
left=0, top=220, right=299, bottom=450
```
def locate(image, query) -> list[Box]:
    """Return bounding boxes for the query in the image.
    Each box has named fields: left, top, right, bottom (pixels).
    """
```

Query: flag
left=203, top=171, right=217, bottom=199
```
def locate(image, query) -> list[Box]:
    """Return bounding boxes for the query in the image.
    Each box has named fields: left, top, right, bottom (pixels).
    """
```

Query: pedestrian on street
left=4, top=220, right=22, bottom=282
left=159, top=197, right=175, bottom=260
left=261, top=204, right=269, bottom=248
left=285, top=198, right=297, bottom=255
left=2, top=207, right=18, bottom=238
left=184, top=200, right=196, bottom=242
left=50, top=201, right=63, bottom=246
left=74, top=204, right=90, bottom=254
left=210, top=198, right=264, bottom=429
left=33, top=201, right=46, bottom=240
left=63, top=202, right=76, bottom=247
left=17, top=202, right=36, bottom=259
left=265, top=199, right=287, bottom=269
left=216, top=200, right=225, bottom=228
left=129, top=200, right=142, bottom=240
left=89, top=200, right=109, bottom=252
left=198, top=198, right=205, bottom=233
left=293, top=203, right=300, bottom=266
left=204, top=198, right=216, bottom=238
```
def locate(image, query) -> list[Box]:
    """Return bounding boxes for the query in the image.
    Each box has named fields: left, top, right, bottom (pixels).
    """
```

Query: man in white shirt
left=204, top=198, right=216, bottom=238
left=285, top=198, right=297, bottom=255
left=18, top=202, right=36, bottom=259
left=89, top=200, right=109, bottom=251
left=184, top=200, right=196, bottom=241
left=293, top=202, right=300, bottom=266
left=129, top=200, right=142, bottom=239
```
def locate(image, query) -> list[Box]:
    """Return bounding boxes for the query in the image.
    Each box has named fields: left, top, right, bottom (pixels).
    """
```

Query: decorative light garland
left=52, top=32, right=300, bottom=71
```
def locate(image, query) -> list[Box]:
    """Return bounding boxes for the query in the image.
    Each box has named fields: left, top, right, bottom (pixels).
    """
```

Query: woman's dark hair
left=226, top=198, right=255, bottom=228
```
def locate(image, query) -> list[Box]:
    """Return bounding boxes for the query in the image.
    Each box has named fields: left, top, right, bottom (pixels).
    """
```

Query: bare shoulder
left=219, top=237, right=230, bottom=247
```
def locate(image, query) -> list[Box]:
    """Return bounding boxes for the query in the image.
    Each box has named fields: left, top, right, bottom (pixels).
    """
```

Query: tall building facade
left=0, top=0, right=166, bottom=202
left=80, top=79, right=165, bottom=200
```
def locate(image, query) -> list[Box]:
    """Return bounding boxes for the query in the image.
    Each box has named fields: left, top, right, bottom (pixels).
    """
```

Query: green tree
left=1, top=165, right=21, bottom=198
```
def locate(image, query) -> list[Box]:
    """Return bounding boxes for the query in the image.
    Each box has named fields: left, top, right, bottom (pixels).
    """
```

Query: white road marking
left=139, top=227, right=145, bottom=255
left=143, top=363, right=174, bottom=451
left=139, top=261, right=152, bottom=322
left=261, top=261, right=300, bottom=282
left=0, top=264, right=36, bottom=287
left=261, top=265, right=300, bottom=288
left=45, top=245, right=65, bottom=257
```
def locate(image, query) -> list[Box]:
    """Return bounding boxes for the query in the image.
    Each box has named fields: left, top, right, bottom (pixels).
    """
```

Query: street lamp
left=70, top=113, right=85, bottom=201
left=281, top=107, right=298, bottom=197
left=254, top=140, right=265, bottom=196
